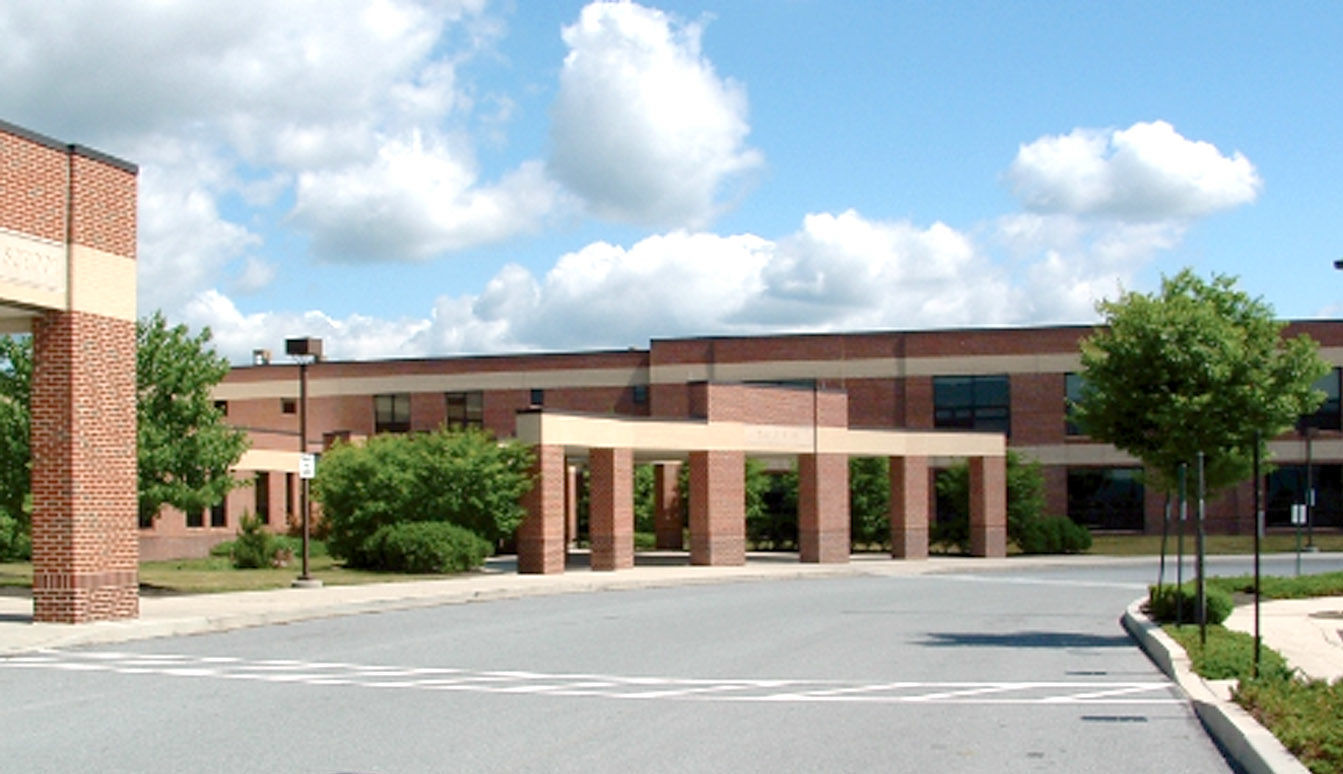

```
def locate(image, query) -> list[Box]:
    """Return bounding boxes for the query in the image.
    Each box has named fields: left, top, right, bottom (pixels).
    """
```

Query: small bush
left=209, top=540, right=234, bottom=558
left=1017, top=516, right=1092, bottom=554
left=1147, top=582, right=1233, bottom=625
left=230, top=514, right=280, bottom=569
left=359, top=521, right=492, bottom=574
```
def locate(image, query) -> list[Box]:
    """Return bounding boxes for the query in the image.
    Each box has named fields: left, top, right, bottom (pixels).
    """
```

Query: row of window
left=933, top=368, right=1343, bottom=437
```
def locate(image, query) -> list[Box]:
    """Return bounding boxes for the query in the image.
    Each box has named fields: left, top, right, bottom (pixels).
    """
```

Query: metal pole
left=1196, top=452, right=1207, bottom=646
left=1157, top=494, right=1170, bottom=596
left=1253, top=431, right=1262, bottom=677
left=299, top=359, right=311, bottom=581
left=1177, top=464, right=1186, bottom=625
left=1306, top=428, right=1315, bottom=550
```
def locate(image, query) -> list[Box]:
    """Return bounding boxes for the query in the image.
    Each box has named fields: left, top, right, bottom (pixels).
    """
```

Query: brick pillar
left=589, top=447, right=634, bottom=571
left=518, top=444, right=566, bottom=573
left=31, top=310, right=139, bottom=622
left=565, top=464, right=580, bottom=546
left=798, top=453, right=849, bottom=563
left=689, top=450, right=745, bottom=566
left=970, top=455, right=1007, bottom=558
left=653, top=461, right=683, bottom=549
left=890, top=455, right=929, bottom=559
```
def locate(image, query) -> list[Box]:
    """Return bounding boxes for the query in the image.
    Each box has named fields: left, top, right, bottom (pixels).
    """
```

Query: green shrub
left=209, top=539, right=234, bottom=558
left=230, top=514, right=282, bottom=569
left=850, top=457, right=890, bottom=550
left=314, top=428, right=532, bottom=563
left=1235, top=675, right=1343, bottom=773
left=0, top=511, right=31, bottom=561
left=1017, top=516, right=1092, bottom=554
left=1164, top=623, right=1292, bottom=681
left=360, top=521, right=492, bottom=573
left=1147, top=582, right=1233, bottom=625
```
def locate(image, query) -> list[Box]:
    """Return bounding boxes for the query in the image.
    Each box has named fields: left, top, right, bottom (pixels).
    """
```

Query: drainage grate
left=1081, top=715, right=1148, bottom=723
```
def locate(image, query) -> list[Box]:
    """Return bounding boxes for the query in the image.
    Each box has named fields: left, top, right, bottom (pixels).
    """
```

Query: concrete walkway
left=1224, top=595, right=1343, bottom=682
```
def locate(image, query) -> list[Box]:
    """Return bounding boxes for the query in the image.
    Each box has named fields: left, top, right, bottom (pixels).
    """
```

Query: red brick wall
left=0, top=131, right=67, bottom=241
left=588, top=447, right=634, bottom=571
left=689, top=450, right=745, bottom=566
left=31, top=310, right=138, bottom=621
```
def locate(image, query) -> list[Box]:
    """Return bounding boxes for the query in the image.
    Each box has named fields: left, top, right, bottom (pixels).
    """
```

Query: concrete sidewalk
left=1224, top=595, right=1343, bottom=682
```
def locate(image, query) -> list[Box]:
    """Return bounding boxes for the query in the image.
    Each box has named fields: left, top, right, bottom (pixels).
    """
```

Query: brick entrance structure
left=514, top=383, right=1007, bottom=574
left=1, top=120, right=139, bottom=623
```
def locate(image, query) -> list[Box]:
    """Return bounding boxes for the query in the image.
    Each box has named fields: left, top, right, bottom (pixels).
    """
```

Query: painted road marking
left=1, top=649, right=1182, bottom=706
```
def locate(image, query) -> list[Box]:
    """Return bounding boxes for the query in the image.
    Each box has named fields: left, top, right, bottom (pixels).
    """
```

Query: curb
left=1121, top=599, right=1308, bottom=774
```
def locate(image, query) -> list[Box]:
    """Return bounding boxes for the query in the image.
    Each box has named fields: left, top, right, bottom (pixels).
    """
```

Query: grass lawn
left=1088, top=532, right=1343, bottom=556
left=1, top=552, right=474, bottom=595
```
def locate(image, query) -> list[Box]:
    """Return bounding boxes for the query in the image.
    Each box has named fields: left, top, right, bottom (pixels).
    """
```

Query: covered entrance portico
left=515, top=383, right=1006, bottom=574
left=1, top=120, right=139, bottom=623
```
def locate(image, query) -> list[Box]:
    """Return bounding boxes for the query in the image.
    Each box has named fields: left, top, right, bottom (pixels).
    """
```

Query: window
left=632, top=384, right=648, bottom=404
left=530, top=388, right=544, bottom=406
left=374, top=393, right=411, bottom=433
left=933, top=375, right=1010, bottom=434
left=1299, top=368, right=1342, bottom=431
left=1065, top=372, right=1085, bottom=436
left=214, top=400, right=228, bottom=417
left=1265, top=464, right=1342, bottom=528
left=209, top=497, right=227, bottom=528
left=254, top=471, right=270, bottom=525
left=281, top=398, right=296, bottom=415
left=1067, top=468, right=1144, bottom=531
left=446, top=391, right=484, bottom=430
left=186, top=509, right=203, bottom=528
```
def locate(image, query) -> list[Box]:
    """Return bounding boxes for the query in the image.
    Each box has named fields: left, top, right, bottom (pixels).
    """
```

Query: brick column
left=565, top=464, right=580, bottom=546
left=889, top=455, right=929, bottom=559
left=689, top=450, right=745, bottom=566
left=518, top=444, right=566, bottom=573
left=970, top=455, right=1007, bottom=558
left=798, top=453, right=849, bottom=563
left=589, top=447, right=634, bottom=571
left=653, top=461, right=683, bottom=549
left=31, top=310, right=139, bottom=622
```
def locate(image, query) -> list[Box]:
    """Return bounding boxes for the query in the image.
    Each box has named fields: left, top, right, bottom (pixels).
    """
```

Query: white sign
left=1290, top=503, right=1306, bottom=526
left=299, top=453, right=317, bottom=480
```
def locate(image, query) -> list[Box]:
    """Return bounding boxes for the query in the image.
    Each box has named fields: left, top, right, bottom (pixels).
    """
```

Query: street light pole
left=286, top=337, right=323, bottom=589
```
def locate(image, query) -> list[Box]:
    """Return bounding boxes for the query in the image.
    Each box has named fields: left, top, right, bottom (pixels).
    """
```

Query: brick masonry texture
left=588, top=447, right=634, bottom=571
left=4, top=122, right=141, bottom=623
left=798, top=453, right=849, bottom=563
left=890, top=455, right=930, bottom=560
left=969, top=456, right=1007, bottom=558
left=689, top=451, right=746, bottom=566
left=518, top=445, right=566, bottom=574
left=653, top=462, right=683, bottom=550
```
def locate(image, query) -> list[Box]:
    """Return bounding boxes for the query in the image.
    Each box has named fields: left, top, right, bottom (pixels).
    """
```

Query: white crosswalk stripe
left=0, top=649, right=1183, bottom=706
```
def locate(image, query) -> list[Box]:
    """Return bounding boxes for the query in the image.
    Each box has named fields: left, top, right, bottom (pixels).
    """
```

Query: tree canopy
left=0, top=313, right=249, bottom=532
left=1073, top=269, right=1328, bottom=494
left=137, top=311, right=251, bottom=525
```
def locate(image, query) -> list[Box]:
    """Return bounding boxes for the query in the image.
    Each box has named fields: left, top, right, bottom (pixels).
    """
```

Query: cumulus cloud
left=1006, top=120, right=1261, bottom=221
left=290, top=135, right=561, bottom=262
left=549, top=1, right=761, bottom=227
left=0, top=0, right=556, bottom=303
left=181, top=290, right=434, bottom=363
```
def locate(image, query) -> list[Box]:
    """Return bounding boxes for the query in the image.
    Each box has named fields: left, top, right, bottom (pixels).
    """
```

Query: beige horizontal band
left=516, top=411, right=1004, bottom=460
left=214, top=366, right=649, bottom=401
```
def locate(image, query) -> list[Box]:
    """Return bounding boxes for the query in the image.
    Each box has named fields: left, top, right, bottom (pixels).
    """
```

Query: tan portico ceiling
left=515, top=409, right=1006, bottom=463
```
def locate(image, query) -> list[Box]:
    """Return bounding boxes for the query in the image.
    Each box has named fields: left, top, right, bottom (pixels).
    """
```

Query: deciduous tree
left=1074, top=269, right=1328, bottom=494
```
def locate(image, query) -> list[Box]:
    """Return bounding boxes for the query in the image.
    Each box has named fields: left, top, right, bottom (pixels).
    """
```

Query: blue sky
left=2, top=1, right=1340, bottom=361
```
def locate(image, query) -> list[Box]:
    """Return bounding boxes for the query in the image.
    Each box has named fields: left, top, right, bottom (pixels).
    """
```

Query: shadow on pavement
left=922, top=631, right=1133, bottom=648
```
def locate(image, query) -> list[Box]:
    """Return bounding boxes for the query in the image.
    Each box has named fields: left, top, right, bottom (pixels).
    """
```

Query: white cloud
left=290, top=134, right=561, bottom=262
left=549, top=1, right=761, bottom=228
left=1006, top=120, right=1261, bottom=221
left=181, top=290, right=433, bottom=363
left=234, top=257, right=278, bottom=295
